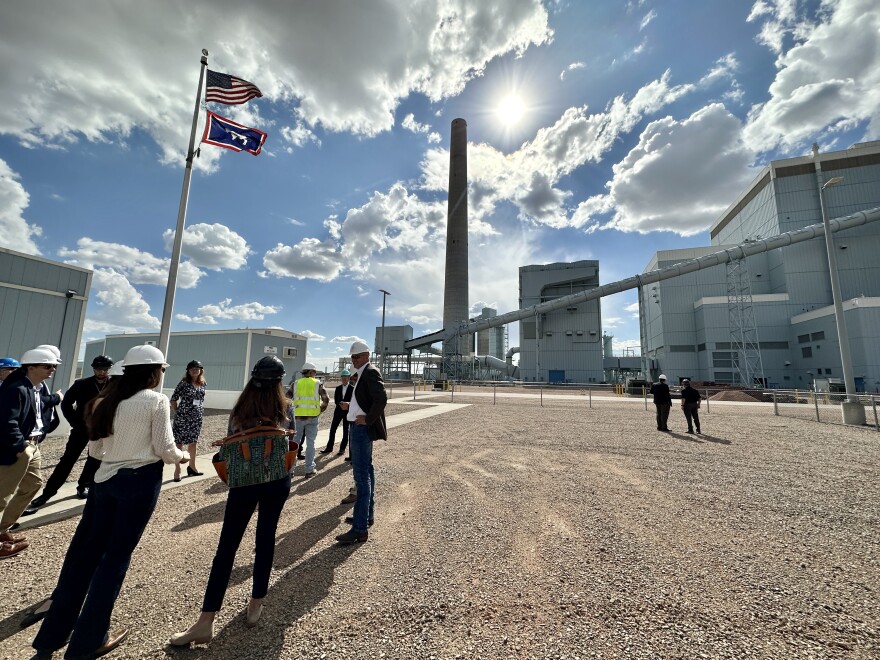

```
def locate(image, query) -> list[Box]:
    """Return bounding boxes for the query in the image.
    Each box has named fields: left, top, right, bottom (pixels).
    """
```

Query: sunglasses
left=38, top=365, right=58, bottom=370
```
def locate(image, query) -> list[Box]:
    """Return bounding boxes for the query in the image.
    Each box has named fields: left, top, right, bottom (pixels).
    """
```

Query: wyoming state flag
left=201, top=111, right=267, bottom=156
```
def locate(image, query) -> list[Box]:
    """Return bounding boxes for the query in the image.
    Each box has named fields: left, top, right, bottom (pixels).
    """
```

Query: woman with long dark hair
left=171, top=355, right=293, bottom=646
left=171, top=359, right=207, bottom=480
left=32, top=345, right=188, bottom=659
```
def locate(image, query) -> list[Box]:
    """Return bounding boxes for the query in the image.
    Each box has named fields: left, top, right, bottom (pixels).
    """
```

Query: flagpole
left=157, top=48, right=208, bottom=390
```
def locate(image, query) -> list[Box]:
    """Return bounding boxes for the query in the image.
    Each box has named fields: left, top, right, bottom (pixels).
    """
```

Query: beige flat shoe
left=170, top=621, right=213, bottom=646
left=246, top=602, right=263, bottom=627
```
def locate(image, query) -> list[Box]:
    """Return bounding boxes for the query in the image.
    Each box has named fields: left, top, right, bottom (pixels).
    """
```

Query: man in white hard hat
left=0, top=347, right=64, bottom=558
left=650, top=374, right=673, bottom=432
left=336, top=341, right=387, bottom=545
left=291, top=362, right=329, bottom=477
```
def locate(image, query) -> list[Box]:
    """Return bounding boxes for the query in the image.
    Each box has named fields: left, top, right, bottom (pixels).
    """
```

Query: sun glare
left=496, top=94, right=526, bottom=127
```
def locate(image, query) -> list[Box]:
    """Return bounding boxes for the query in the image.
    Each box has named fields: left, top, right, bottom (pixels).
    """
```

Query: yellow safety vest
left=294, top=377, right=321, bottom=416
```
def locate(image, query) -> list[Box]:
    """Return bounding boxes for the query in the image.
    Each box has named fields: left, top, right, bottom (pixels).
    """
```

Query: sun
left=496, top=94, right=526, bottom=127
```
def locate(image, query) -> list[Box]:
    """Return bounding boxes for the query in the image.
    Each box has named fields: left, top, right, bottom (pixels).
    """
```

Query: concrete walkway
left=15, top=400, right=467, bottom=531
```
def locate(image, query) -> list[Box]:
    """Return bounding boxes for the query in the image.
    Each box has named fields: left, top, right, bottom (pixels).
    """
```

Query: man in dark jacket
left=24, top=355, right=114, bottom=513
left=336, top=341, right=387, bottom=545
left=321, top=368, right=353, bottom=456
left=679, top=379, right=703, bottom=434
left=0, top=347, right=63, bottom=558
left=650, top=374, right=672, bottom=432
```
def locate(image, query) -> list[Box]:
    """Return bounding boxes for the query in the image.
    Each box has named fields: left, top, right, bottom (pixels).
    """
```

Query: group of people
left=0, top=339, right=387, bottom=658
left=650, top=374, right=704, bottom=434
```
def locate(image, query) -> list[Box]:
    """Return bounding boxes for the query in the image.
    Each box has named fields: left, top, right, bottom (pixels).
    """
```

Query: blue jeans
left=33, top=460, right=163, bottom=658
left=297, top=416, right=319, bottom=472
left=202, top=475, right=291, bottom=612
left=349, top=424, right=374, bottom=533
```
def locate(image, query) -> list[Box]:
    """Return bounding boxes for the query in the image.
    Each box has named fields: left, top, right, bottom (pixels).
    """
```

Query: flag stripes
left=205, top=70, right=262, bottom=105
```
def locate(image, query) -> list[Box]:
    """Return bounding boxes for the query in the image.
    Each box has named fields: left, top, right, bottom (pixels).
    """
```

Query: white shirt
left=28, top=378, right=43, bottom=438
left=89, top=389, right=186, bottom=482
left=346, top=363, right=368, bottom=422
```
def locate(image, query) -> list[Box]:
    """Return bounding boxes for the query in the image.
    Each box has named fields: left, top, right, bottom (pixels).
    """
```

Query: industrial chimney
left=443, top=118, right=469, bottom=367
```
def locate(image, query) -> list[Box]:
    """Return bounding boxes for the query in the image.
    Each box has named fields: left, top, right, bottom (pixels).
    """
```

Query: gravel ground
left=2, top=400, right=878, bottom=658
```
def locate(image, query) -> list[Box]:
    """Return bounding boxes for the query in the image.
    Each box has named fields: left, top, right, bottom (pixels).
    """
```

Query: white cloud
left=299, top=330, right=326, bottom=341
left=262, top=238, right=345, bottom=281
left=744, top=0, right=880, bottom=152
left=640, top=9, right=657, bottom=30
left=401, top=113, right=432, bottom=135
left=162, top=222, right=251, bottom=271
left=0, top=158, right=42, bottom=254
left=331, top=335, right=367, bottom=344
left=559, top=61, right=586, bottom=81
left=175, top=298, right=280, bottom=324
left=58, top=238, right=204, bottom=289
left=84, top=268, right=160, bottom=334
left=280, top=122, right=321, bottom=152
left=575, top=103, right=759, bottom=236
left=0, top=1, right=551, bottom=162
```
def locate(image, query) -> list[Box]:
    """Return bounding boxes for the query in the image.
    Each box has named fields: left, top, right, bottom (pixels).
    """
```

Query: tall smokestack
left=443, top=118, right=469, bottom=362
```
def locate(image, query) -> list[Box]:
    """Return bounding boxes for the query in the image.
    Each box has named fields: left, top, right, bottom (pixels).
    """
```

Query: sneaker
left=0, top=540, right=29, bottom=559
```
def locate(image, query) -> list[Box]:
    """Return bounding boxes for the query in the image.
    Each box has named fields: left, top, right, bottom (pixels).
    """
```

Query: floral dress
left=171, top=380, right=206, bottom=445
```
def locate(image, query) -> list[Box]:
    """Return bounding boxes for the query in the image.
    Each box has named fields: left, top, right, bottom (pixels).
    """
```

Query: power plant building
left=84, top=328, right=307, bottom=407
left=639, top=141, right=880, bottom=391
left=519, top=261, right=603, bottom=383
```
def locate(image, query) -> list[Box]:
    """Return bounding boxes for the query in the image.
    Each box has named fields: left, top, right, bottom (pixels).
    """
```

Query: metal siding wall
left=249, top=334, right=306, bottom=388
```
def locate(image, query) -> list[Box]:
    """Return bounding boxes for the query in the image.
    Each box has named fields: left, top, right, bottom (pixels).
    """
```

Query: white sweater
left=89, top=389, right=186, bottom=483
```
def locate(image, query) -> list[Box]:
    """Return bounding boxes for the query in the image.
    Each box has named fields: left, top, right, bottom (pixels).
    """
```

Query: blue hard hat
left=0, top=357, right=20, bottom=368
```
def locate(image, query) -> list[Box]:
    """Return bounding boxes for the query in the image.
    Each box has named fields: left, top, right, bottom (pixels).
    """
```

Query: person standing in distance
left=336, top=341, right=387, bottom=545
left=171, top=360, right=207, bottom=480
left=321, top=369, right=353, bottom=457
left=679, top=379, right=703, bottom=434
left=650, top=374, right=672, bottom=432
left=291, top=363, right=328, bottom=478
left=24, top=355, right=114, bottom=513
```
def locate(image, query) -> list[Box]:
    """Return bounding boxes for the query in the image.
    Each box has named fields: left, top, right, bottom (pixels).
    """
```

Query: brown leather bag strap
left=212, top=425, right=295, bottom=447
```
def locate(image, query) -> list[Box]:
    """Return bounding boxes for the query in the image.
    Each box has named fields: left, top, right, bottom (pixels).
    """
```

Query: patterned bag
left=212, top=425, right=298, bottom=488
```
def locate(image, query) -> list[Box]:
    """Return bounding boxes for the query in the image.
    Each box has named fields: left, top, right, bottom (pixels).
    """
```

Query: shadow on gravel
left=170, top=500, right=227, bottom=532
left=164, top=543, right=359, bottom=658
left=0, top=604, right=40, bottom=643
left=290, top=460, right=350, bottom=497
left=699, top=433, right=732, bottom=445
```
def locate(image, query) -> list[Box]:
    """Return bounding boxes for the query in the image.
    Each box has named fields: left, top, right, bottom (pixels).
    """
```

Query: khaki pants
left=0, top=442, right=43, bottom=533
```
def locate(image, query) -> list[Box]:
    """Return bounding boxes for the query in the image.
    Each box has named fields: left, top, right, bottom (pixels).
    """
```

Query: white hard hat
left=20, top=347, right=61, bottom=365
left=349, top=340, right=370, bottom=356
left=659, top=374, right=667, bottom=381
left=109, top=360, right=125, bottom=377
left=35, top=344, right=62, bottom=361
left=123, top=345, right=169, bottom=367
left=301, top=362, right=317, bottom=372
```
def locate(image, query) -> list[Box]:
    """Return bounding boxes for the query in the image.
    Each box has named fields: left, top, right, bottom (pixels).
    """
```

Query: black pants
left=654, top=403, right=671, bottom=430
left=202, top=475, right=291, bottom=612
left=325, top=409, right=349, bottom=453
left=43, top=431, right=101, bottom=497
left=683, top=402, right=701, bottom=432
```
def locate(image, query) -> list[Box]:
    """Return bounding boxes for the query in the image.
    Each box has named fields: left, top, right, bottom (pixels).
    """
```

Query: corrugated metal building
left=640, top=141, right=880, bottom=390
left=84, top=328, right=308, bottom=407
left=519, top=261, right=603, bottom=383
left=475, top=308, right=507, bottom=360
left=1, top=247, right=91, bottom=391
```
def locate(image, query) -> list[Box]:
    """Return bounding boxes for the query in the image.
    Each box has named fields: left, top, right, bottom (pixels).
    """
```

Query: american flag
left=205, top=70, right=262, bottom=105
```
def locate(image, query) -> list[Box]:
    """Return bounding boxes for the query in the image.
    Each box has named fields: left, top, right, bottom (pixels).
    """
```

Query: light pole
left=379, top=289, right=390, bottom=375
left=818, top=175, right=866, bottom=424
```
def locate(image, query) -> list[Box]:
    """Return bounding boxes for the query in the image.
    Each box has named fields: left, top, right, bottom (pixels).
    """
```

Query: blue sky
left=2, top=0, right=879, bottom=370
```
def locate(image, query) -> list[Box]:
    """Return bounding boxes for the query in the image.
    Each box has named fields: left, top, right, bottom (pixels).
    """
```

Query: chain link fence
left=390, top=380, right=880, bottom=430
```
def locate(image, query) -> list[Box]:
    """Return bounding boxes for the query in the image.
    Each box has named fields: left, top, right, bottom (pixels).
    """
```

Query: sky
left=2, top=0, right=879, bottom=371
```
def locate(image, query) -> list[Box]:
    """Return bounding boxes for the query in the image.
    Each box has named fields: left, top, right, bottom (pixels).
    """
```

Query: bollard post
left=413, top=382, right=416, bottom=401
left=814, top=392, right=820, bottom=422
left=643, top=385, right=647, bottom=411
left=450, top=381, right=454, bottom=403
left=704, top=389, right=709, bottom=413
left=873, top=395, right=878, bottom=431
left=589, top=386, right=592, bottom=409
left=390, top=381, right=393, bottom=399
left=773, top=390, right=778, bottom=416
left=493, top=382, right=496, bottom=405
left=540, top=386, right=543, bottom=408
